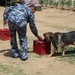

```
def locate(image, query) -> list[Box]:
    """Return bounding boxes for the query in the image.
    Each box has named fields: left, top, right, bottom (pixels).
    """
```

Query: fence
left=39, top=0, right=75, bottom=10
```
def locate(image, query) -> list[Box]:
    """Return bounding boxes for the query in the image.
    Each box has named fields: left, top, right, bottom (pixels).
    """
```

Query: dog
left=43, top=31, right=75, bottom=57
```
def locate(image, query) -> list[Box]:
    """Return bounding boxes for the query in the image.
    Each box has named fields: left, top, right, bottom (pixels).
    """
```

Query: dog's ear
left=43, top=32, right=51, bottom=37
left=43, top=32, right=52, bottom=42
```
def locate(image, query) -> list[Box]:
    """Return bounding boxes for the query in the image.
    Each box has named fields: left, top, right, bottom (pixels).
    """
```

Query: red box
left=33, top=40, right=51, bottom=55
left=0, top=28, right=11, bottom=41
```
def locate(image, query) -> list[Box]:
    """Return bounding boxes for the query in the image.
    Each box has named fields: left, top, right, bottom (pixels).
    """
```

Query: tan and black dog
left=43, top=31, right=75, bottom=57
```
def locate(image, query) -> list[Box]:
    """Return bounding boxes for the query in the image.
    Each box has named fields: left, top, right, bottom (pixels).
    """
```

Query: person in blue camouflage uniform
left=3, top=4, right=43, bottom=61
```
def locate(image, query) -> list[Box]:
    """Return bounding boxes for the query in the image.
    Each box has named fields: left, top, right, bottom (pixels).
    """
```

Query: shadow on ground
left=0, top=49, right=34, bottom=58
left=0, top=49, right=12, bottom=57
left=53, top=49, right=75, bottom=57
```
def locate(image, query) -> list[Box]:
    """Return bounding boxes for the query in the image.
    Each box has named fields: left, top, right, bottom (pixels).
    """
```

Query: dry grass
left=0, top=6, right=75, bottom=75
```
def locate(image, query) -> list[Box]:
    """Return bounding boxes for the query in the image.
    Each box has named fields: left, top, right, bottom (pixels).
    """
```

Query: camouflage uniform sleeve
left=28, top=12, right=38, bottom=37
left=3, top=6, right=15, bottom=21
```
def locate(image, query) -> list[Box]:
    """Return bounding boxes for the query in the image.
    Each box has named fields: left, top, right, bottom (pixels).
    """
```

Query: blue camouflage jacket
left=3, top=4, right=38, bottom=36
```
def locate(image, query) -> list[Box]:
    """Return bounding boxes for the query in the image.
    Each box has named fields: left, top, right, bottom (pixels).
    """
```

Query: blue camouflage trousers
left=8, top=21, right=28, bottom=59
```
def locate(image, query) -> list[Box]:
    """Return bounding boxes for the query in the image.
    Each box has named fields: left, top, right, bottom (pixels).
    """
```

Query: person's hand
left=37, top=35, right=44, bottom=41
left=3, top=21, right=7, bottom=27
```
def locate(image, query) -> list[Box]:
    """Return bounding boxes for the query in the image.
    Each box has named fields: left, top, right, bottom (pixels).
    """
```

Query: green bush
left=65, top=0, right=72, bottom=7
left=73, top=0, right=75, bottom=8
left=39, top=0, right=75, bottom=9
left=60, top=0, right=66, bottom=6
left=49, top=0, right=54, bottom=5
left=53, top=1, right=59, bottom=7
left=40, top=0, right=44, bottom=4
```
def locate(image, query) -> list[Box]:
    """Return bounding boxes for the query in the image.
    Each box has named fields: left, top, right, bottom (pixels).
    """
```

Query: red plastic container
left=33, top=40, right=51, bottom=55
left=0, top=28, right=11, bottom=41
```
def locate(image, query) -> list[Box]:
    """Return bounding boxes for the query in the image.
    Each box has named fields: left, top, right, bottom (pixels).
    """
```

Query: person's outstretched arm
left=28, top=12, right=43, bottom=41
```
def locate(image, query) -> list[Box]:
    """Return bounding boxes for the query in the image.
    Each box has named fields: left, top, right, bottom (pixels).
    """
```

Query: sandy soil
left=0, top=6, right=75, bottom=75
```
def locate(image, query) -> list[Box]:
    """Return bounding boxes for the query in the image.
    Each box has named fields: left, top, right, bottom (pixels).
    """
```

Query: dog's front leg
left=61, top=46, right=65, bottom=56
left=49, top=49, right=56, bottom=57
left=49, top=42, right=56, bottom=57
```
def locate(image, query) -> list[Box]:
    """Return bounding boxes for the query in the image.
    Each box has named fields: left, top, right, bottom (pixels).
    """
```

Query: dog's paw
left=48, top=54, right=52, bottom=57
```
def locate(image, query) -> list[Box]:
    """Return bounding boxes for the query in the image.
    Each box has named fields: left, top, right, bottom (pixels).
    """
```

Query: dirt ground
left=0, top=6, right=75, bottom=75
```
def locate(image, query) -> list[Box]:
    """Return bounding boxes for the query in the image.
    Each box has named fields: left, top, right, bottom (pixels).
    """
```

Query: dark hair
left=29, top=5, right=36, bottom=10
